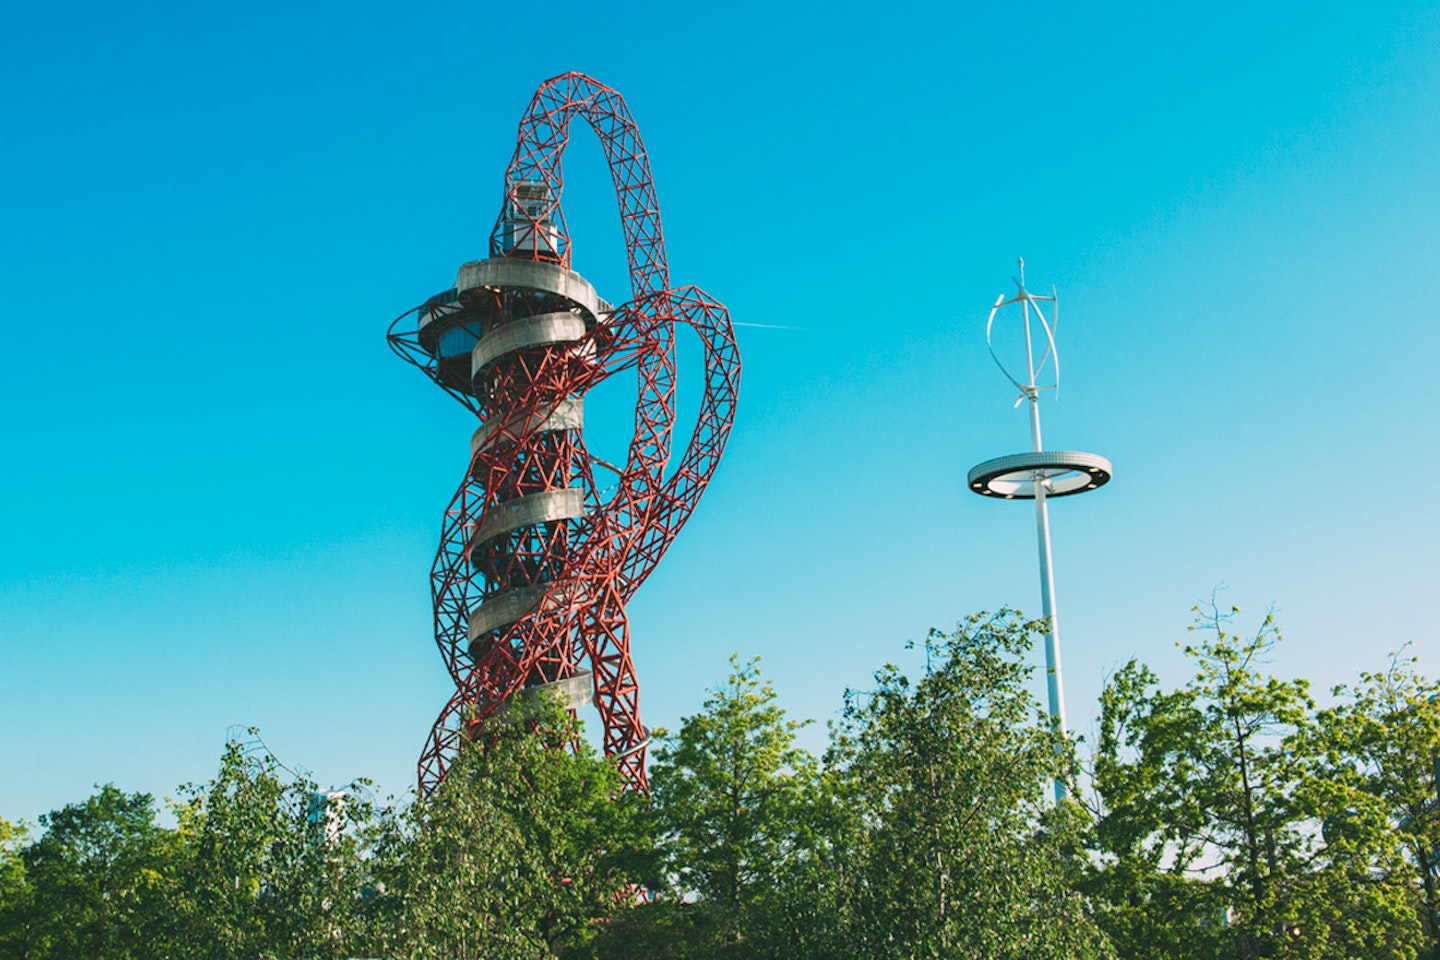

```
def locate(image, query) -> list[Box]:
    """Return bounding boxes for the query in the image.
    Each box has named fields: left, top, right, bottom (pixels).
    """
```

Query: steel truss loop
left=490, top=73, right=671, bottom=300
left=390, top=73, right=739, bottom=796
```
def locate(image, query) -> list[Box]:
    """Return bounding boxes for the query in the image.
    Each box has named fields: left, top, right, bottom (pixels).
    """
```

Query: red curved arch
left=489, top=72, right=670, bottom=300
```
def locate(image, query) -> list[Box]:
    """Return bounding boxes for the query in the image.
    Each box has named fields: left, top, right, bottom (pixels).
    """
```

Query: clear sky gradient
left=3, top=0, right=1438, bottom=821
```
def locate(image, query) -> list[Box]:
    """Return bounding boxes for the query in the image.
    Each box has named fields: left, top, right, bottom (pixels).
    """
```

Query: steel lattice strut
left=387, top=73, right=740, bottom=795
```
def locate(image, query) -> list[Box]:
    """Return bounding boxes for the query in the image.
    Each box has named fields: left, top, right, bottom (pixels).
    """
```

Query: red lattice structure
left=388, top=73, right=740, bottom=795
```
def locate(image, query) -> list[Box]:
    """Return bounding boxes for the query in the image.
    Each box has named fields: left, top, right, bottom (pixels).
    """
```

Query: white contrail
left=733, top=321, right=799, bottom=330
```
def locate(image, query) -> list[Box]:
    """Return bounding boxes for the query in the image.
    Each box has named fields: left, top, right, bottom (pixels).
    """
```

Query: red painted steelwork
left=387, top=73, right=740, bottom=795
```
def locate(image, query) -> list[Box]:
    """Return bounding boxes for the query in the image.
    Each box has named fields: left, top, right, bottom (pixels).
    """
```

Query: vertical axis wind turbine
left=967, top=260, right=1111, bottom=800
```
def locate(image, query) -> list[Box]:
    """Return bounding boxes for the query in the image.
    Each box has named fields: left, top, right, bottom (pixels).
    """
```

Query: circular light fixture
left=966, top=450, right=1113, bottom=500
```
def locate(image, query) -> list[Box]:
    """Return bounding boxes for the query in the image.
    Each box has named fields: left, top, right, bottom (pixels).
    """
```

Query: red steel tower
left=388, top=73, right=740, bottom=795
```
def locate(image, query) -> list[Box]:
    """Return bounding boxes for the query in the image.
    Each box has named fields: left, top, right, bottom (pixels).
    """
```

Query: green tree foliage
left=0, top=817, right=31, bottom=959
left=165, top=736, right=377, bottom=959
left=645, top=655, right=822, bottom=955
left=5, top=786, right=174, bottom=960
left=0, top=742, right=379, bottom=960
left=1309, top=652, right=1440, bottom=958
left=5, top=606, right=1439, bottom=958
left=364, top=692, right=648, bottom=960
left=827, top=611, right=1113, bottom=960
left=1085, top=603, right=1423, bottom=959
left=600, top=618, right=1112, bottom=960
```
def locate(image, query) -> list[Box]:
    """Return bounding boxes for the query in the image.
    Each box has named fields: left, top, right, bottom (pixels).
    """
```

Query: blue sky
left=3, top=0, right=1439, bottom=821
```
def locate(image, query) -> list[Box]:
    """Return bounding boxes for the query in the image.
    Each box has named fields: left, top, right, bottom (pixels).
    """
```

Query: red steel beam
left=387, top=73, right=740, bottom=795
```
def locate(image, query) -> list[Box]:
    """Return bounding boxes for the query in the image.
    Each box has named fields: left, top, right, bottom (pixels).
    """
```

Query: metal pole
left=1034, top=482, right=1067, bottom=800
left=971, top=262, right=1100, bottom=804
left=1020, top=280, right=1067, bottom=802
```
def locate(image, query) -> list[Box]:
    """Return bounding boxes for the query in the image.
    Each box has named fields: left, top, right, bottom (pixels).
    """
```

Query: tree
left=829, top=610, right=1113, bottom=960
left=165, top=735, right=377, bottom=959
left=364, top=692, right=648, bottom=960
left=643, top=655, right=822, bottom=958
left=1310, top=651, right=1440, bottom=958
left=166, top=740, right=287, bottom=958
left=1085, top=603, right=1423, bottom=959
left=0, top=817, right=32, bottom=960
left=9, top=785, right=174, bottom=960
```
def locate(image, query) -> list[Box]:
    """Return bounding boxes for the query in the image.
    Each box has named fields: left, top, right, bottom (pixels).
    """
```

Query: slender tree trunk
left=1231, top=706, right=1264, bottom=908
left=1415, top=839, right=1440, bottom=959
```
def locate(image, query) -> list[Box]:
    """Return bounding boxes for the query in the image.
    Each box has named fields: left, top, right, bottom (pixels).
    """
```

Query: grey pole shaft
left=1022, top=289, right=1067, bottom=802
left=1033, top=481, right=1067, bottom=801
